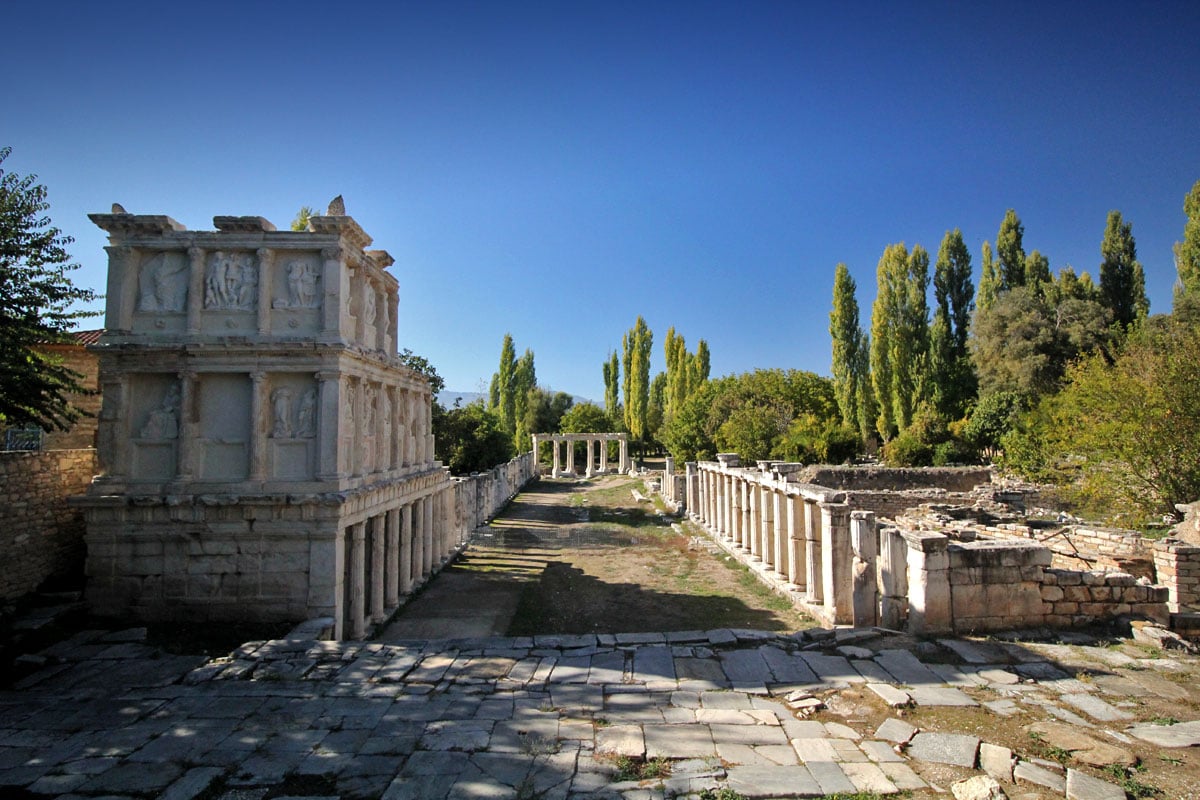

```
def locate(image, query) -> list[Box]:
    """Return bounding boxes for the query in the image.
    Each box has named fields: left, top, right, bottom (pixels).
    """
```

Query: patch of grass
left=1027, top=731, right=1072, bottom=765
left=1149, top=716, right=1180, bottom=726
left=699, top=789, right=748, bottom=800
left=1102, top=763, right=1160, bottom=798
left=612, top=755, right=671, bottom=782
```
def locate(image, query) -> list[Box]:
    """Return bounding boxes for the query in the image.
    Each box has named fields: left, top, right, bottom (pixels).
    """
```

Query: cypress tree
left=996, top=209, right=1027, bottom=291
left=978, top=241, right=998, bottom=312
left=602, top=351, right=620, bottom=419
left=870, top=244, right=905, bottom=439
left=931, top=230, right=976, bottom=418
left=496, top=333, right=517, bottom=435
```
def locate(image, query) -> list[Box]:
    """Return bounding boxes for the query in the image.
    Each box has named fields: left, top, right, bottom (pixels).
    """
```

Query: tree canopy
left=0, top=147, right=99, bottom=430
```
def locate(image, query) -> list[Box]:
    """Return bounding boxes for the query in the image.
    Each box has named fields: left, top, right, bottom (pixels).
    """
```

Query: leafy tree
left=559, top=401, right=612, bottom=434
left=971, top=286, right=1111, bottom=400
left=602, top=350, right=620, bottom=419
left=621, top=316, right=653, bottom=443
left=290, top=205, right=316, bottom=232
left=1046, top=266, right=1099, bottom=306
left=1174, top=179, right=1200, bottom=312
left=977, top=241, right=999, bottom=312
left=526, top=388, right=572, bottom=436
left=961, top=390, right=1023, bottom=457
left=647, top=370, right=667, bottom=442
left=829, top=262, right=866, bottom=433
left=870, top=243, right=929, bottom=437
left=996, top=208, right=1027, bottom=291
left=1099, top=210, right=1149, bottom=329
left=779, top=414, right=858, bottom=465
left=929, top=230, right=976, bottom=418
left=870, top=244, right=904, bottom=438
left=1013, top=316, right=1200, bottom=519
left=398, top=348, right=445, bottom=395
left=434, top=401, right=514, bottom=475
left=691, top=339, right=711, bottom=388
left=659, top=381, right=718, bottom=462
left=0, top=148, right=99, bottom=430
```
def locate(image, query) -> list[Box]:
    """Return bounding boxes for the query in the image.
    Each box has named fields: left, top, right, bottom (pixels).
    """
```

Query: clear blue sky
left=8, top=1, right=1199, bottom=402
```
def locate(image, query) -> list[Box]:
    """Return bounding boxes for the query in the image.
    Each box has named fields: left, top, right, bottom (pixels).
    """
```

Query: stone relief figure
left=274, top=261, right=320, bottom=309
left=380, top=391, right=392, bottom=465
left=296, top=388, right=318, bottom=438
left=270, top=387, right=293, bottom=438
left=137, top=253, right=188, bottom=312
left=205, top=251, right=256, bottom=310
left=364, top=289, right=377, bottom=327
left=140, top=382, right=181, bottom=439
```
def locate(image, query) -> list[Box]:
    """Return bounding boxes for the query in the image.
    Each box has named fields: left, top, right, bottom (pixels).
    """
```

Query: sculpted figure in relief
left=364, top=289, right=377, bottom=327
left=137, top=253, right=188, bottom=312
left=274, top=261, right=320, bottom=309
left=270, top=387, right=293, bottom=438
left=140, top=382, right=181, bottom=439
left=205, top=251, right=256, bottom=310
left=296, top=388, right=318, bottom=438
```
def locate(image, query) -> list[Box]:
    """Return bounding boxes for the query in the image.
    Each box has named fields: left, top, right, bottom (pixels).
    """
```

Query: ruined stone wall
left=0, top=449, right=97, bottom=601
left=456, top=451, right=537, bottom=532
left=1153, top=540, right=1200, bottom=613
left=1040, top=568, right=1168, bottom=627
left=800, top=465, right=992, bottom=493
left=40, top=344, right=101, bottom=451
left=841, top=489, right=974, bottom=520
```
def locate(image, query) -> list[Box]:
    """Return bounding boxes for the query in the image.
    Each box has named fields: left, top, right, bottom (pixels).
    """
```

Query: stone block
left=1041, top=585, right=1065, bottom=602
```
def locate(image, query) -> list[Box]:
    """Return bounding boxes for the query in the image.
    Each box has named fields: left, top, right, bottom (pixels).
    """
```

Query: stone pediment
left=88, top=212, right=186, bottom=238
left=213, top=216, right=277, bottom=233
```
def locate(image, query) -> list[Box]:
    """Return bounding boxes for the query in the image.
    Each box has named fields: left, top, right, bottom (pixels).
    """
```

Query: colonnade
left=531, top=433, right=630, bottom=478
left=341, top=483, right=459, bottom=639
left=687, top=455, right=856, bottom=625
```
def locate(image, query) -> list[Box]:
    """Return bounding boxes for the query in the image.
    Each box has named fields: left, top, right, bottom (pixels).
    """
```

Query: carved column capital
left=321, top=246, right=342, bottom=262
left=187, top=246, right=204, bottom=262
left=256, top=247, right=274, bottom=264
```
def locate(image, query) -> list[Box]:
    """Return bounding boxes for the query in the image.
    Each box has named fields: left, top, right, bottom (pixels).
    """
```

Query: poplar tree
left=602, top=351, right=620, bottom=419
left=622, top=316, right=653, bottom=442
left=894, top=245, right=930, bottom=428
left=829, top=263, right=865, bottom=431
left=1175, top=179, right=1200, bottom=307
left=691, top=340, right=710, bottom=388
left=1099, top=210, right=1149, bottom=329
left=996, top=209, right=1027, bottom=291
left=512, top=348, right=536, bottom=451
left=663, top=327, right=686, bottom=419
left=929, top=230, right=976, bottom=418
left=1024, top=250, right=1051, bottom=295
left=977, top=241, right=999, bottom=312
left=870, top=244, right=905, bottom=439
left=494, top=333, right=517, bottom=435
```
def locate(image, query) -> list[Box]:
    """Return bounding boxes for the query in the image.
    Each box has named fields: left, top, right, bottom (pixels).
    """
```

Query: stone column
left=425, top=390, right=435, bottom=462
left=184, top=246, right=205, bottom=334
left=551, top=438, right=561, bottom=477
left=748, top=483, right=761, bottom=559
left=96, top=375, right=129, bottom=479
left=820, top=502, right=853, bottom=624
left=385, top=508, right=400, bottom=608
left=585, top=439, right=595, bottom=477
left=349, top=522, right=367, bottom=639
left=255, top=248, right=273, bottom=335
left=370, top=515, right=386, bottom=623
left=785, top=494, right=804, bottom=588
left=619, top=439, right=629, bottom=473
left=170, top=372, right=194, bottom=481
left=760, top=484, right=775, bottom=569
left=410, top=498, right=423, bottom=583
left=316, top=371, right=341, bottom=481
left=685, top=463, right=696, bottom=518
left=850, top=511, right=878, bottom=628
left=805, top=500, right=823, bottom=603
left=386, top=288, right=398, bottom=354
left=600, top=439, right=609, bottom=473
left=773, top=487, right=786, bottom=574
left=565, top=437, right=575, bottom=474
left=353, top=272, right=368, bottom=345
left=400, top=503, right=414, bottom=594
left=740, top=480, right=752, bottom=551
left=248, top=371, right=267, bottom=481
left=320, top=246, right=343, bottom=339
left=715, top=471, right=725, bottom=537
left=422, top=493, right=435, bottom=575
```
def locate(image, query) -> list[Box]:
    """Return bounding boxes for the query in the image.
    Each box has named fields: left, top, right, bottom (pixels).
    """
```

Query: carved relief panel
left=129, top=374, right=181, bottom=480
left=267, top=373, right=318, bottom=480
left=132, top=251, right=189, bottom=334
left=270, top=254, right=323, bottom=337
left=196, top=373, right=251, bottom=480
left=201, top=251, right=258, bottom=334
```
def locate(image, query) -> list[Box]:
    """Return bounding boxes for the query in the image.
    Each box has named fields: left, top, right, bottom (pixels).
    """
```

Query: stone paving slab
left=906, top=732, right=980, bottom=767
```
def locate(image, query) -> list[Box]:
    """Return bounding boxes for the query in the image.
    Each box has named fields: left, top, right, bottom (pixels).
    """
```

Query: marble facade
left=76, top=200, right=457, bottom=639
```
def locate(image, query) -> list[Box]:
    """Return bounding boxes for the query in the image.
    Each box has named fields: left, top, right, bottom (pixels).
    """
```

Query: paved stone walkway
left=4, top=623, right=1193, bottom=799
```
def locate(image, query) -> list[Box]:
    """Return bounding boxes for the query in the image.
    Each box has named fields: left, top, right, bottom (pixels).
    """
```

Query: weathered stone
left=594, top=725, right=644, bottom=758
left=875, top=718, right=917, bottom=744
left=1127, top=719, right=1200, bottom=747
left=1013, top=760, right=1066, bottom=793
left=867, top=683, right=913, bottom=707
left=906, top=732, right=979, bottom=767
left=951, top=774, right=1007, bottom=800
left=724, top=765, right=821, bottom=797
left=979, top=742, right=1014, bottom=782
left=1065, top=767, right=1126, bottom=800
left=1060, top=693, right=1134, bottom=722
left=1028, top=721, right=1135, bottom=767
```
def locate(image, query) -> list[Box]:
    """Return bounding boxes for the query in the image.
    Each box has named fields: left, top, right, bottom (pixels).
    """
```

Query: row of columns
left=532, top=434, right=631, bottom=478
left=341, top=485, right=459, bottom=639
left=687, top=459, right=860, bottom=625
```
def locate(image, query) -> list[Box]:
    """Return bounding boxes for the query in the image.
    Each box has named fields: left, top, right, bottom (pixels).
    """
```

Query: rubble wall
left=0, top=449, right=97, bottom=601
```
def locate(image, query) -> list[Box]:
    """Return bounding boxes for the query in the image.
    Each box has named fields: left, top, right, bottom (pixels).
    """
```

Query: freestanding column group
left=532, top=433, right=631, bottom=478
left=687, top=457, right=857, bottom=626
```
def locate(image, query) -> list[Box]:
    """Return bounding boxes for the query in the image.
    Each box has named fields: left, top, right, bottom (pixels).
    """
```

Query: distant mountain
left=438, top=390, right=596, bottom=408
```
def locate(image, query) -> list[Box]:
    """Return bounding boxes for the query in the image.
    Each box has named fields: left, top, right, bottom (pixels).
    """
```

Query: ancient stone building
left=76, top=201, right=456, bottom=639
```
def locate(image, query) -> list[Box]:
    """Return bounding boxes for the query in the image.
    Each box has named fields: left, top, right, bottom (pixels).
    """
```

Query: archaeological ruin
left=74, top=200, right=534, bottom=639
left=660, top=455, right=1200, bottom=640
left=531, top=432, right=630, bottom=478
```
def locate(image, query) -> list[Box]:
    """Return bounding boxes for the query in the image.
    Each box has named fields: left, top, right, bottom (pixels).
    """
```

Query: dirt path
left=378, top=474, right=812, bottom=640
